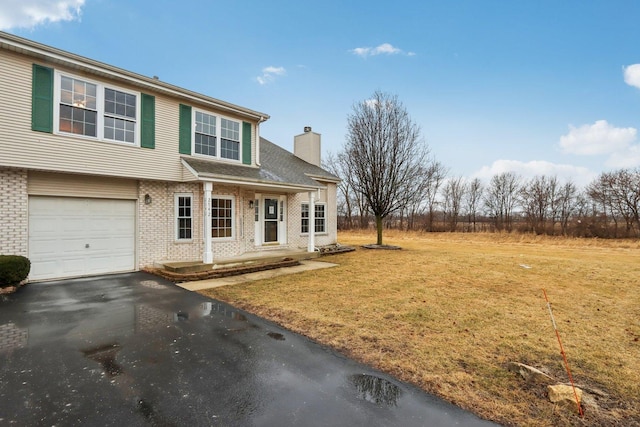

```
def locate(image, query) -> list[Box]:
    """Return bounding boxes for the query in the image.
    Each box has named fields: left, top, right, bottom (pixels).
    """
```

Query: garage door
left=28, top=197, right=136, bottom=281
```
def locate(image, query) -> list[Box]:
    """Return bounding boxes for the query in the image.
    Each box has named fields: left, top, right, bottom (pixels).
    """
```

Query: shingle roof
left=182, top=137, right=340, bottom=191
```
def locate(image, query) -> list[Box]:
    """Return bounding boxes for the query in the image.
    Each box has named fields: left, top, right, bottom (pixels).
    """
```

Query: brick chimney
left=294, top=126, right=321, bottom=167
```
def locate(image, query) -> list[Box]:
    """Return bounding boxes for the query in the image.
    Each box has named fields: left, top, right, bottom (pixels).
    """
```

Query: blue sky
left=3, top=0, right=640, bottom=188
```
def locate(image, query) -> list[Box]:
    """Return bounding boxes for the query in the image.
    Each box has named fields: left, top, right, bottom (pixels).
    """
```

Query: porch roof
left=182, top=138, right=340, bottom=193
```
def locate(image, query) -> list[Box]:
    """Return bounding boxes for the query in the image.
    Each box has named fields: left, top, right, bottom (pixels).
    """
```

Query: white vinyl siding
left=28, top=171, right=138, bottom=199
left=0, top=50, right=256, bottom=181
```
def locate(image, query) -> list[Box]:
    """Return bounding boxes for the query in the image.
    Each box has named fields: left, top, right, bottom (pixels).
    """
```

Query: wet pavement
left=0, top=272, right=497, bottom=426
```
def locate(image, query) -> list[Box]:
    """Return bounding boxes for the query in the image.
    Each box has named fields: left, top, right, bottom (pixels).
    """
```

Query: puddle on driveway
left=175, top=311, right=189, bottom=321
left=201, top=302, right=247, bottom=321
left=349, top=374, right=403, bottom=407
left=139, top=280, right=166, bottom=290
left=82, top=343, right=123, bottom=377
left=267, top=332, right=285, bottom=341
left=136, top=398, right=154, bottom=419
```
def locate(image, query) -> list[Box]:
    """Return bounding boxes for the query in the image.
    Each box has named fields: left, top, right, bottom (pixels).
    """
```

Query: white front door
left=255, top=195, right=286, bottom=246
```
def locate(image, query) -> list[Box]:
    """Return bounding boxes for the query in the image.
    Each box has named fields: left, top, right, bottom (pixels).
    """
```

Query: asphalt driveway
left=0, top=272, right=497, bottom=426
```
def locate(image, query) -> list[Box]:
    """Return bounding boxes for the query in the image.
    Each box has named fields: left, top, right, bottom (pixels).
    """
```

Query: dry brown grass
left=200, top=230, right=640, bottom=426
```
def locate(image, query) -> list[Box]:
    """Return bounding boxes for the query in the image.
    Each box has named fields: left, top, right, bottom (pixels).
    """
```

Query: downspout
left=256, top=116, right=265, bottom=166
left=307, top=190, right=315, bottom=253
left=203, top=182, right=213, bottom=264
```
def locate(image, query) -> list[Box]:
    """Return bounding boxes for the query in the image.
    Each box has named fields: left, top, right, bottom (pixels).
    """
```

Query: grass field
left=200, top=230, right=640, bottom=426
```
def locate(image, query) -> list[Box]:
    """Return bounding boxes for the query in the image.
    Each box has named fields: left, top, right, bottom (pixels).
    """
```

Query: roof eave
left=305, top=174, right=341, bottom=184
left=200, top=174, right=323, bottom=192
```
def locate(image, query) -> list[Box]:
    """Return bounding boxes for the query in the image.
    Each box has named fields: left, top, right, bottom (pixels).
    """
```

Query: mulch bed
left=361, top=244, right=402, bottom=250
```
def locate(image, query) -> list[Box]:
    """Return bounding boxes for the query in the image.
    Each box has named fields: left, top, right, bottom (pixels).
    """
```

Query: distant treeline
left=331, top=167, right=640, bottom=239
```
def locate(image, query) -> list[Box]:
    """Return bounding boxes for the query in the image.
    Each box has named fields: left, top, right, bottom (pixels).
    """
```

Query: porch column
left=307, top=190, right=315, bottom=252
left=203, top=182, right=213, bottom=264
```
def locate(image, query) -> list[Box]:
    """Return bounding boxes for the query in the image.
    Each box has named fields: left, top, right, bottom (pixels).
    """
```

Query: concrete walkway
left=176, top=260, right=339, bottom=291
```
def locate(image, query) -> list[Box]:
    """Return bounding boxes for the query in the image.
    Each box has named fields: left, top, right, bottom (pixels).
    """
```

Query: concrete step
left=161, top=251, right=322, bottom=274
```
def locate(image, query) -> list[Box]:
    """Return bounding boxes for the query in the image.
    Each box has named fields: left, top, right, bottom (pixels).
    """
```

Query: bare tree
left=343, top=91, right=429, bottom=244
left=323, top=152, right=351, bottom=229
left=587, top=169, right=640, bottom=237
left=520, top=175, right=558, bottom=234
left=464, top=178, right=483, bottom=232
left=484, top=172, right=521, bottom=231
left=422, top=161, right=448, bottom=231
left=401, top=161, right=447, bottom=231
left=442, top=176, right=466, bottom=231
left=557, top=181, right=578, bottom=235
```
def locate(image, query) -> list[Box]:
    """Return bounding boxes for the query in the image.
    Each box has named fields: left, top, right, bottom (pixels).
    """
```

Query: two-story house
left=0, top=32, right=340, bottom=281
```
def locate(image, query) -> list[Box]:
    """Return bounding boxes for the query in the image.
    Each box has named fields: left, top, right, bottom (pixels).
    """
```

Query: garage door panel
left=29, top=197, right=136, bottom=281
left=86, top=255, right=133, bottom=273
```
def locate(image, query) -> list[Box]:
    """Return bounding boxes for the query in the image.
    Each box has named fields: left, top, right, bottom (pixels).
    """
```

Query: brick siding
left=0, top=168, right=28, bottom=256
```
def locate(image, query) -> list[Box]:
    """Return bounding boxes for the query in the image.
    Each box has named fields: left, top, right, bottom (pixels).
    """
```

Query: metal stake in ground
left=542, top=288, right=584, bottom=417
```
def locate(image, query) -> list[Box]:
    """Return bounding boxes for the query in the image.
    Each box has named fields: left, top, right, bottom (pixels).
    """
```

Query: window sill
left=54, top=131, right=141, bottom=148
left=192, top=153, right=242, bottom=164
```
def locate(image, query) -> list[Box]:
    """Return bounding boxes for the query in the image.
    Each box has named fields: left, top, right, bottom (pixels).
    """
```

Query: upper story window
left=104, top=88, right=137, bottom=143
left=195, top=111, right=217, bottom=156
left=59, top=76, right=97, bottom=137
left=220, top=118, right=240, bottom=161
left=192, top=109, right=241, bottom=162
left=55, top=72, right=140, bottom=145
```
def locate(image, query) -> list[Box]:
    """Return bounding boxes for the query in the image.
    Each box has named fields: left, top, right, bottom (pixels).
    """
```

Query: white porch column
left=203, top=182, right=213, bottom=264
left=307, top=191, right=315, bottom=252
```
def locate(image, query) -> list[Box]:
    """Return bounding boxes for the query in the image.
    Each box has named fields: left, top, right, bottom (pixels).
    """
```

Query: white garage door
left=28, top=197, right=136, bottom=281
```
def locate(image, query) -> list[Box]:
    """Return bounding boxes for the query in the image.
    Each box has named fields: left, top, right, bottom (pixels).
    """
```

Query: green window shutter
left=242, top=121, right=252, bottom=165
left=179, top=104, right=192, bottom=155
left=140, top=93, right=155, bottom=149
left=32, top=64, right=54, bottom=133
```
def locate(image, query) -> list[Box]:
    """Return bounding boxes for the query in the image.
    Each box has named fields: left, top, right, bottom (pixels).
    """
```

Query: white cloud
left=350, top=43, right=413, bottom=58
left=473, top=160, right=596, bottom=188
left=623, top=64, right=640, bottom=89
left=606, top=145, right=640, bottom=168
left=0, top=0, right=84, bottom=30
left=558, top=120, right=637, bottom=156
left=256, top=66, right=286, bottom=85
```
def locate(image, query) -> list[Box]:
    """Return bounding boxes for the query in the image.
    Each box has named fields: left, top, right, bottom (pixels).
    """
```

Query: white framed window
left=192, top=109, right=241, bottom=162
left=195, top=111, right=217, bottom=156
left=55, top=71, right=140, bottom=145
left=211, top=196, right=235, bottom=239
left=301, top=203, right=326, bottom=234
left=220, top=118, right=240, bottom=160
left=175, top=194, right=193, bottom=241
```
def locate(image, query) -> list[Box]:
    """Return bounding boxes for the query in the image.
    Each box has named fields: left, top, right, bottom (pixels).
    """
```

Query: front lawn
left=200, top=230, right=640, bottom=426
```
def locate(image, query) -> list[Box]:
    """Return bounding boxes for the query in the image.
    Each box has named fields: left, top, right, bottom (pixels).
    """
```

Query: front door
left=264, top=198, right=279, bottom=243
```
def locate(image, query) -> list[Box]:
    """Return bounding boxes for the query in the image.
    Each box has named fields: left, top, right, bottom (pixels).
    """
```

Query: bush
left=0, top=255, right=31, bottom=287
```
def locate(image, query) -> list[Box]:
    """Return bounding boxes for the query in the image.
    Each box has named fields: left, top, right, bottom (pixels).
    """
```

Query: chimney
left=294, top=126, right=321, bottom=167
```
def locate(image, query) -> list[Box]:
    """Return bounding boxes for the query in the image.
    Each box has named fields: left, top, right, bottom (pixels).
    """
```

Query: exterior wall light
left=144, top=194, right=152, bottom=205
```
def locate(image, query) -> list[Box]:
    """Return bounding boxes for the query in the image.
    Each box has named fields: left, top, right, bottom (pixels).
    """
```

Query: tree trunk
left=376, top=215, right=383, bottom=245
